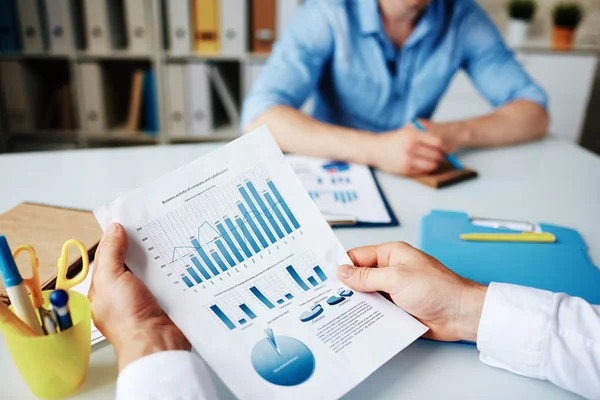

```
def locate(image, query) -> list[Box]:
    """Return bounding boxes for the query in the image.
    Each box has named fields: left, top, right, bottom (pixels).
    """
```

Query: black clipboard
left=329, top=168, right=399, bottom=229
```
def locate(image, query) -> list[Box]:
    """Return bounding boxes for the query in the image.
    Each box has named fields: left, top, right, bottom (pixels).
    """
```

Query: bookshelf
left=0, top=0, right=293, bottom=153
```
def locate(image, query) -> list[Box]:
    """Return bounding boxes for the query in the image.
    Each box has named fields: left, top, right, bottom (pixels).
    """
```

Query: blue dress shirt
left=241, top=0, right=547, bottom=133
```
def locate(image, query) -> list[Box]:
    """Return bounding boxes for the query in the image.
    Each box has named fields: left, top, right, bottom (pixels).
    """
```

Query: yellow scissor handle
left=12, top=245, right=44, bottom=309
left=56, top=240, right=90, bottom=291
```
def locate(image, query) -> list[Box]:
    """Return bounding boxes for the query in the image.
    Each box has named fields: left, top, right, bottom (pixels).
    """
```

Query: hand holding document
left=94, top=127, right=427, bottom=399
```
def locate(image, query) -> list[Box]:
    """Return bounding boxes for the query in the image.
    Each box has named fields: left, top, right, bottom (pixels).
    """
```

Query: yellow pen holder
left=2, top=291, right=91, bottom=399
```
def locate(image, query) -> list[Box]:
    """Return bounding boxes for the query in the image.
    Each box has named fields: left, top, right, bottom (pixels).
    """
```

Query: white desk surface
left=1, top=138, right=598, bottom=399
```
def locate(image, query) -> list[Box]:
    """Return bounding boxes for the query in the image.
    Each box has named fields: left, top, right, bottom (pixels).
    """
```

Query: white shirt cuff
left=476, top=282, right=555, bottom=379
left=116, top=350, right=218, bottom=400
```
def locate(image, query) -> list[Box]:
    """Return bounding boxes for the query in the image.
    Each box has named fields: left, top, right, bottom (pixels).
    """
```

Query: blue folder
left=420, top=210, right=600, bottom=305
left=0, top=0, right=21, bottom=52
left=141, top=70, right=159, bottom=135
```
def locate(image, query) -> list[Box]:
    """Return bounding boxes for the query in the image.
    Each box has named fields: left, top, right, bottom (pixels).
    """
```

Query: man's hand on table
left=368, top=123, right=446, bottom=176
left=418, top=119, right=472, bottom=154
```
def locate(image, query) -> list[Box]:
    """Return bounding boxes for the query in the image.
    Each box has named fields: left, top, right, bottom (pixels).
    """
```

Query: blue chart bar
left=235, top=216, right=260, bottom=253
left=246, top=181, right=284, bottom=240
left=264, top=192, right=292, bottom=234
left=286, top=265, right=310, bottom=291
left=210, top=250, right=228, bottom=272
left=237, top=202, right=268, bottom=249
left=186, top=267, right=202, bottom=284
left=313, top=265, right=328, bottom=282
left=225, top=217, right=252, bottom=258
left=210, top=305, right=235, bottom=330
left=239, top=303, right=257, bottom=319
left=276, top=299, right=284, bottom=305
left=250, top=286, right=275, bottom=309
left=267, top=180, right=300, bottom=229
left=307, top=276, right=319, bottom=287
left=192, top=239, right=220, bottom=276
left=182, top=276, right=194, bottom=288
left=238, top=185, right=276, bottom=244
left=285, top=293, right=294, bottom=300
left=238, top=318, right=247, bottom=325
left=191, top=257, right=211, bottom=280
left=216, top=222, right=244, bottom=263
left=215, top=239, right=235, bottom=268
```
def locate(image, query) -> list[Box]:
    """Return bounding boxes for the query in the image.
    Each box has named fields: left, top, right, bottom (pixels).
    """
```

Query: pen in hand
left=411, top=119, right=464, bottom=171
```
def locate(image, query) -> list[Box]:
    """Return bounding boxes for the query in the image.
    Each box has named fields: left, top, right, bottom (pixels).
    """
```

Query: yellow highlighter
left=459, top=232, right=557, bottom=243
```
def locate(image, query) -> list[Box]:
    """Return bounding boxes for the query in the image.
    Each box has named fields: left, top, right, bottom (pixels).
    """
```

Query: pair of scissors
left=55, top=239, right=90, bottom=291
left=13, top=240, right=90, bottom=334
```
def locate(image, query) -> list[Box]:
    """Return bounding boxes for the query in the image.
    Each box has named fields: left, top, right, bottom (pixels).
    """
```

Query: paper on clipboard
left=286, top=155, right=392, bottom=225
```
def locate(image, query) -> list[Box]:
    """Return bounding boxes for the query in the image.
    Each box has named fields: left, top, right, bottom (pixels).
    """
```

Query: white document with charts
left=94, top=127, right=427, bottom=400
left=286, top=154, right=396, bottom=225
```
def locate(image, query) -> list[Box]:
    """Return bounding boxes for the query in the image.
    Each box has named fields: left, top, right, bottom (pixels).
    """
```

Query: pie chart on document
left=250, top=328, right=316, bottom=386
left=299, top=304, right=324, bottom=323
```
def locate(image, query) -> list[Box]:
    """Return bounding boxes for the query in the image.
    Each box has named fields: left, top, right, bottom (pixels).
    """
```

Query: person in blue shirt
left=241, top=0, right=549, bottom=176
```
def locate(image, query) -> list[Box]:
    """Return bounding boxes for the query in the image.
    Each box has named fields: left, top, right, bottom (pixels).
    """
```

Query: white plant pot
left=507, top=19, right=530, bottom=47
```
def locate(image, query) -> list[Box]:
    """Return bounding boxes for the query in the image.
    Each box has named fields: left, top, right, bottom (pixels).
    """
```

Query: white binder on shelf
left=244, top=60, right=265, bottom=97
left=82, top=0, right=110, bottom=53
left=186, top=62, right=213, bottom=137
left=79, top=63, right=106, bottom=131
left=44, top=0, right=74, bottom=53
left=276, top=0, right=300, bottom=39
left=220, top=0, right=246, bottom=56
left=16, top=0, right=47, bottom=52
left=123, top=0, right=151, bottom=54
left=166, top=0, right=191, bottom=55
left=165, top=64, right=189, bottom=137
left=0, top=62, right=35, bottom=131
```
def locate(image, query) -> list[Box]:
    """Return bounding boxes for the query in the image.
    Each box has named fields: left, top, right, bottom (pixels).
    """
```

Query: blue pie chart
left=251, top=336, right=316, bottom=386
left=322, top=161, right=350, bottom=173
left=326, top=294, right=346, bottom=305
left=338, top=288, right=354, bottom=297
left=299, top=304, right=324, bottom=322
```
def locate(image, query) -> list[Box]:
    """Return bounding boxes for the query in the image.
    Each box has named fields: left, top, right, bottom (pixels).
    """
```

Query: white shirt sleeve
left=477, top=282, right=600, bottom=399
left=116, top=350, right=218, bottom=400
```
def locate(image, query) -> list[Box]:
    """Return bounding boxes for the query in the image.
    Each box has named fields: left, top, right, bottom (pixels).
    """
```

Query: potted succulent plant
left=507, top=0, right=537, bottom=47
left=552, top=2, right=583, bottom=51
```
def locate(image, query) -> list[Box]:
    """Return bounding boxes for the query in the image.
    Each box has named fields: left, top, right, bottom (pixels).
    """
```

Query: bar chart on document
left=141, top=164, right=328, bottom=330
left=208, top=251, right=329, bottom=330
